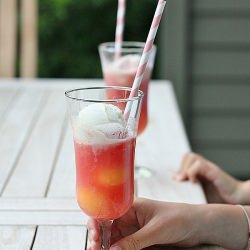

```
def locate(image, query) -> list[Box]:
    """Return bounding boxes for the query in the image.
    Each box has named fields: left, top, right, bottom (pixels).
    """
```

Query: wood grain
left=0, top=211, right=86, bottom=226
left=20, top=0, right=38, bottom=77
left=0, top=88, right=19, bottom=123
left=2, top=91, right=66, bottom=197
left=0, top=0, right=17, bottom=77
left=33, top=226, right=86, bottom=250
left=0, top=89, right=44, bottom=194
left=136, top=84, right=206, bottom=203
left=47, top=127, right=76, bottom=198
left=0, top=226, right=36, bottom=250
left=0, top=198, right=79, bottom=211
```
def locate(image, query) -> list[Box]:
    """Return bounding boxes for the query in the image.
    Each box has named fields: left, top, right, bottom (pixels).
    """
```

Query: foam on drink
left=104, top=54, right=152, bottom=86
left=73, top=103, right=128, bottom=145
left=102, top=54, right=152, bottom=134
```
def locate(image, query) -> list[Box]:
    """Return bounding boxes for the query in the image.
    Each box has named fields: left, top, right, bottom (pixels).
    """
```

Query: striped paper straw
left=115, top=0, right=126, bottom=59
left=124, top=0, right=166, bottom=119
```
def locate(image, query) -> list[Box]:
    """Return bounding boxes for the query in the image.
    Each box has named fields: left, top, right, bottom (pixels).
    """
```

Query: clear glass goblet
left=65, top=86, right=143, bottom=249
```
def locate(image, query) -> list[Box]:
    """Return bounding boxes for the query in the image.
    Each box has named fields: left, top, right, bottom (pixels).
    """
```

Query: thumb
left=110, top=227, right=153, bottom=250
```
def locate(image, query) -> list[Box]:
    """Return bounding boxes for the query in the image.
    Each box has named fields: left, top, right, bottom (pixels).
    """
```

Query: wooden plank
left=193, top=17, right=250, bottom=45
left=192, top=50, right=250, bottom=77
left=0, top=0, right=17, bottom=77
left=193, top=0, right=250, bottom=12
left=0, top=226, right=36, bottom=249
left=0, top=211, right=86, bottom=226
left=47, top=127, right=76, bottom=198
left=2, top=90, right=66, bottom=197
left=138, top=170, right=206, bottom=204
left=137, top=84, right=190, bottom=169
left=0, top=87, right=43, bottom=250
left=0, top=88, right=19, bottom=123
left=33, top=226, right=86, bottom=250
left=0, top=198, right=79, bottom=211
left=0, top=222, right=219, bottom=250
left=192, top=82, right=250, bottom=111
left=0, top=88, right=44, bottom=194
left=20, top=0, right=38, bottom=77
left=195, top=148, right=250, bottom=178
left=190, top=116, right=250, bottom=142
left=136, top=84, right=206, bottom=203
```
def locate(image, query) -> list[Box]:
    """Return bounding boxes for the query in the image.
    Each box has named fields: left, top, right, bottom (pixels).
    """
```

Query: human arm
left=87, top=198, right=250, bottom=250
left=199, top=204, right=250, bottom=250
left=175, top=152, right=250, bottom=204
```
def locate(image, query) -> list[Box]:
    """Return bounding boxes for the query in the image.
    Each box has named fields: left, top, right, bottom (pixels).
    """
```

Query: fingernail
left=110, top=245, right=121, bottom=250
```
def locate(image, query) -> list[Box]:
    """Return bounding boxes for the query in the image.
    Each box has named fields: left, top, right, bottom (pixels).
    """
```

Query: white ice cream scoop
left=74, top=103, right=126, bottom=144
left=78, top=103, right=125, bottom=127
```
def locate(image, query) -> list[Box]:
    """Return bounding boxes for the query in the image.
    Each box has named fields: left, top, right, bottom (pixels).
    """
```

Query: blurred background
left=0, top=0, right=249, bottom=179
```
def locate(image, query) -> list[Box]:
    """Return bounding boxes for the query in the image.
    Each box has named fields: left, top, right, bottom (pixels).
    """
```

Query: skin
left=87, top=152, right=250, bottom=250
left=175, top=152, right=250, bottom=205
left=88, top=198, right=204, bottom=250
left=87, top=199, right=249, bottom=250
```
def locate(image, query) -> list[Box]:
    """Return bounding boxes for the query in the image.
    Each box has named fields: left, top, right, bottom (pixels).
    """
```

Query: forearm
left=198, top=204, right=249, bottom=250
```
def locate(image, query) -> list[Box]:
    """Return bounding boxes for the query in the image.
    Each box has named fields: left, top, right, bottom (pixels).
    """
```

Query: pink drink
left=103, top=55, right=153, bottom=135
left=74, top=137, right=135, bottom=221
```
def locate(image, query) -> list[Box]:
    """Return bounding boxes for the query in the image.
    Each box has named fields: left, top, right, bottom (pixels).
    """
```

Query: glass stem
left=98, top=220, right=113, bottom=250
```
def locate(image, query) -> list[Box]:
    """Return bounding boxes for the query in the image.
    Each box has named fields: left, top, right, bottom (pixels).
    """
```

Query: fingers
left=186, top=159, right=202, bottom=183
left=175, top=152, right=201, bottom=181
left=110, top=228, right=153, bottom=250
left=181, top=152, right=198, bottom=171
left=110, top=199, right=159, bottom=250
left=87, top=218, right=101, bottom=250
left=87, top=218, right=146, bottom=250
left=87, top=218, right=100, bottom=241
left=175, top=152, right=212, bottom=183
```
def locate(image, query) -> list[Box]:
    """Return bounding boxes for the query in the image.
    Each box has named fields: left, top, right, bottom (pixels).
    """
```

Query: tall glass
left=65, top=86, right=143, bottom=250
left=99, top=42, right=156, bottom=177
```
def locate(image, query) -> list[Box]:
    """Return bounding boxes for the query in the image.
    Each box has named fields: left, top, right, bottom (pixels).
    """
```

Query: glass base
left=98, top=220, right=113, bottom=250
left=135, top=166, right=153, bottom=179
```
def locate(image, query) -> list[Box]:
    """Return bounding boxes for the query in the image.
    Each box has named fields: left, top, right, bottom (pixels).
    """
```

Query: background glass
left=99, top=41, right=156, bottom=178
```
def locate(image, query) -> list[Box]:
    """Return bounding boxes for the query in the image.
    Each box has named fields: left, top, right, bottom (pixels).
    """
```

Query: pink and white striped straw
left=124, top=0, right=166, bottom=118
left=115, top=0, right=126, bottom=59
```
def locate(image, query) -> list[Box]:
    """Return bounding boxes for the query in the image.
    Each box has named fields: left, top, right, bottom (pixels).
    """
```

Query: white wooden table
left=0, top=79, right=207, bottom=249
